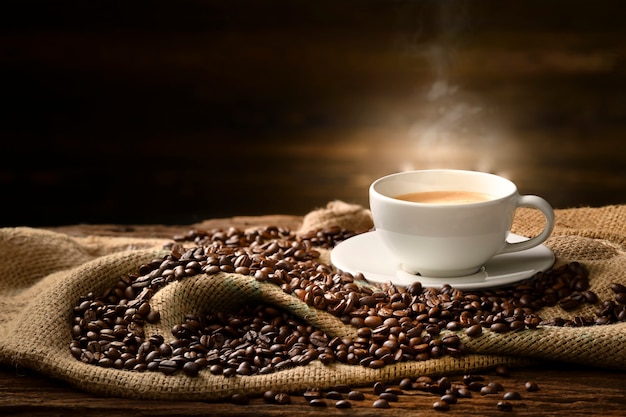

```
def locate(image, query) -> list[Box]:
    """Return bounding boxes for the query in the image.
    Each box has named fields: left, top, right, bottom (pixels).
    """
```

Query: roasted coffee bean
left=582, top=290, right=599, bottom=304
left=182, top=361, right=199, bottom=377
left=465, top=324, right=483, bottom=338
left=303, top=389, right=323, bottom=400
left=487, top=382, right=504, bottom=392
left=348, top=390, right=365, bottom=401
left=274, top=392, right=291, bottom=405
left=503, top=391, right=522, bottom=400
left=330, top=399, right=349, bottom=408
left=610, top=283, right=626, bottom=294
left=558, top=297, right=581, bottom=311
left=373, top=381, right=386, bottom=395
left=399, top=378, right=413, bottom=390
left=158, top=359, right=178, bottom=375
left=490, top=322, right=509, bottom=333
left=325, top=391, right=343, bottom=400
left=457, top=388, right=472, bottom=398
left=480, top=385, right=498, bottom=395
left=373, top=398, right=390, bottom=408
left=441, top=394, right=457, bottom=404
left=379, top=392, right=398, bottom=402
left=468, top=381, right=485, bottom=392
left=616, top=293, right=626, bottom=305
left=433, top=400, right=450, bottom=411
left=525, top=381, right=540, bottom=392
left=308, top=398, right=327, bottom=407
left=263, top=390, right=277, bottom=403
left=497, top=400, right=513, bottom=411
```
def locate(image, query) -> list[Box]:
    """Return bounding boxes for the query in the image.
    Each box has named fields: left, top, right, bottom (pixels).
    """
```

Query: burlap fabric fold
left=1, top=201, right=625, bottom=401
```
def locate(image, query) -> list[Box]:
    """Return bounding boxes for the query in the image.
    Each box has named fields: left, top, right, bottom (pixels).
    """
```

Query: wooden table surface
left=1, top=362, right=625, bottom=416
left=2, top=219, right=626, bottom=416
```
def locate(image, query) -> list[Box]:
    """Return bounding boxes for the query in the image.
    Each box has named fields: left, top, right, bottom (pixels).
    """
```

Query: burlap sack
left=1, top=201, right=625, bottom=401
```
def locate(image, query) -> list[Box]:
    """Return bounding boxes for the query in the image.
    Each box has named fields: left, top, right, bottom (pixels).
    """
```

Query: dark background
left=2, top=0, right=626, bottom=227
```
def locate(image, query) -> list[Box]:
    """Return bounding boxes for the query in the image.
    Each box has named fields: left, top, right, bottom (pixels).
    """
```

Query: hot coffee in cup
left=369, top=169, right=555, bottom=278
left=394, top=190, right=495, bottom=204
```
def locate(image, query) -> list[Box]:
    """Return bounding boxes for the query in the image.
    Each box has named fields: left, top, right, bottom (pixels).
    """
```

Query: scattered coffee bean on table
left=525, top=381, right=540, bottom=392
left=433, top=400, right=450, bottom=411
left=503, top=391, right=522, bottom=400
left=308, top=398, right=327, bottom=407
left=335, top=400, right=352, bottom=408
left=348, top=390, right=365, bottom=401
left=373, top=398, right=390, bottom=408
left=274, top=392, right=291, bottom=405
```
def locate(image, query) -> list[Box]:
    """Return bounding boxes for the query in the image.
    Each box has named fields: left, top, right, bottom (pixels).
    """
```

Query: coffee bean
left=433, top=400, right=450, bottom=411
left=525, top=381, right=540, bottom=392
left=490, top=322, right=509, bottom=333
left=379, top=392, right=398, bottom=402
left=441, top=394, right=457, bottom=404
left=465, top=324, right=482, bottom=338
left=559, top=297, right=581, bottom=311
left=468, top=381, right=485, bottom=392
left=373, top=399, right=390, bottom=408
left=309, top=398, right=327, bottom=407
left=399, top=378, right=413, bottom=390
left=335, top=400, right=352, bottom=408
left=182, top=361, right=199, bottom=377
left=364, top=315, right=383, bottom=328
left=325, top=391, right=343, bottom=400
left=158, top=360, right=178, bottom=375
left=303, top=389, right=323, bottom=401
left=610, top=283, right=626, bottom=294
left=263, top=390, right=277, bottom=403
left=457, top=388, right=472, bottom=398
left=480, top=385, right=498, bottom=395
left=373, top=381, right=386, bottom=395
left=503, top=391, right=522, bottom=400
left=487, top=382, right=504, bottom=392
left=274, top=392, right=291, bottom=405
left=348, top=390, right=365, bottom=401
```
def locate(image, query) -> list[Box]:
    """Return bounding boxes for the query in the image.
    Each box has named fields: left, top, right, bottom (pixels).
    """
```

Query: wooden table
left=1, top=362, right=625, bottom=416
left=1, top=219, right=625, bottom=416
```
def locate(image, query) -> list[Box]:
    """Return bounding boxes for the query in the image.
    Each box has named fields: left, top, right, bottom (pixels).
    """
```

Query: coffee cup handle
left=498, top=195, right=555, bottom=254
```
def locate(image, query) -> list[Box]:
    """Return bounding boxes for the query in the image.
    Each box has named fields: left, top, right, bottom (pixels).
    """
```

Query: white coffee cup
left=369, top=169, right=555, bottom=278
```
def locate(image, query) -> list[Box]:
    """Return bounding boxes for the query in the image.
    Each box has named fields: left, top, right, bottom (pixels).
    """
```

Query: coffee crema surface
left=393, top=191, right=495, bottom=204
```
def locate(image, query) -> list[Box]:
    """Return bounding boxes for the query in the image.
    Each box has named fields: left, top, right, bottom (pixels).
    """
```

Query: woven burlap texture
left=0, top=202, right=625, bottom=401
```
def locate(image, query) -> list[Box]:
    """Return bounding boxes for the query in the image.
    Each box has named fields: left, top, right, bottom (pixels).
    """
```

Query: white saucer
left=330, top=231, right=555, bottom=290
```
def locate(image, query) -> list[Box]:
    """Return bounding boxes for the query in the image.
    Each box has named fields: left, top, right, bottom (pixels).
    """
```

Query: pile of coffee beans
left=70, top=226, right=624, bottom=381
